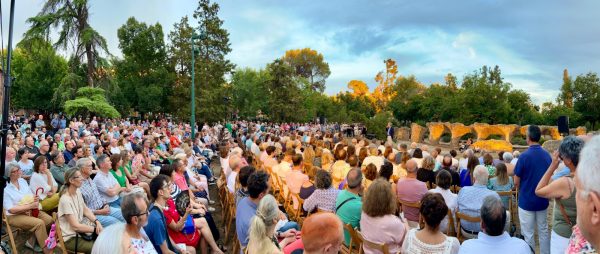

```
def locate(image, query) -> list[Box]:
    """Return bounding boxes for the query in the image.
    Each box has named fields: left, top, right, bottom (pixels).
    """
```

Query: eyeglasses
left=134, top=209, right=149, bottom=217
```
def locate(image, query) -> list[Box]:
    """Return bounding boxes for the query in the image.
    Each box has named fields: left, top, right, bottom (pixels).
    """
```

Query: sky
left=2, top=0, right=600, bottom=105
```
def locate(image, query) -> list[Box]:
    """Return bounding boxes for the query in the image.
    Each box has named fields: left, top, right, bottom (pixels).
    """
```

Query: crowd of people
left=2, top=114, right=600, bottom=254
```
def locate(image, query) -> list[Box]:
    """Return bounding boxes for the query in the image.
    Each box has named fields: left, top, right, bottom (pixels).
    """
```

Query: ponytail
left=246, top=195, right=279, bottom=253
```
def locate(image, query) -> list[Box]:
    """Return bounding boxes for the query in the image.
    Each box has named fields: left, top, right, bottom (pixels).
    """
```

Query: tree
left=193, top=0, right=236, bottom=122
left=444, top=73, right=458, bottom=90
left=264, top=59, right=304, bottom=122
left=25, top=0, right=109, bottom=87
left=347, top=80, right=369, bottom=96
left=373, top=59, right=399, bottom=111
left=114, top=17, right=174, bottom=115
left=558, top=69, right=574, bottom=108
left=230, top=68, right=269, bottom=119
left=282, top=48, right=331, bottom=92
left=9, top=37, right=68, bottom=112
left=572, top=72, right=600, bottom=129
left=64, top=87, right=120, bottom=118
left=166, top=16, right=195, bottom=120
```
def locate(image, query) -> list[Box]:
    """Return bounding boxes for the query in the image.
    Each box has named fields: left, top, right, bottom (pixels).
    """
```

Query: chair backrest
left=446, top=209, right=457, bottom=236
left=356, top=230, right=390, bottom=254
left=344, top=223, right=363, bottom=253
left=455, top=211, right=481, bottom=242
left=52, top=212, right=69, bottom=254
left=2, top=209, right=19, bottom=254
left=397, top=199, right=421, bottom=213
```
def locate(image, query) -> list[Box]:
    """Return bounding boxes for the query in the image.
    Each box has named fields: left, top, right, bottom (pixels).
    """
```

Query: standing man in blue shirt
left=514, top=125, right=551, bottom=254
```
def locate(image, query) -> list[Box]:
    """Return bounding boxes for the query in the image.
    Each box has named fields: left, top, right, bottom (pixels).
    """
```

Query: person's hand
left=46, top=191, right=54, bottom=197
left=279, top=211, right=287, bottom=220
left=98, top=205, right=110, bottom=215
left=280, top=228, right=298, bottom=238
left=551, top=150, right=561, bottom=168
left=185, top=205, right=192, bottom=216
left=29, top=201, right=40, bottom=210
left=95, top=221, right=103, bottom=234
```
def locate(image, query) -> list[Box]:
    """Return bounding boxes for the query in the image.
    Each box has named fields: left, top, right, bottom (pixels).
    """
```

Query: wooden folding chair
left=398, top=199, right=423, bottom=228
left=455, top=211, right=481, bottom=243
left=2, top=209, right=19, bottom=254
left=224, top=191, right=237, bottom=243
left=52, top=212, right=85, bottom=254
left=446, top=209, right=457, bottom=237
left=497, top=191, right=515, bottom=226
left=342, top=224, right=363, bottom=254
left=356, top=229, right=391, bottom=254
left=286, top=192, right=305, bottom=223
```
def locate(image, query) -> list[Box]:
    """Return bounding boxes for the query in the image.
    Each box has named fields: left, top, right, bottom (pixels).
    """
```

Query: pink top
left=173, top=172, right=189, bottom=191
left=360, top=212, right=407, bottom=254
left=396, top=178, right=428, bottom=222
left=286, top=169, right=309, bottom=209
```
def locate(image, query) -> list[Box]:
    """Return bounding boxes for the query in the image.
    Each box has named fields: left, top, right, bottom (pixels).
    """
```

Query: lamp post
left=190, top=32, right=204, bottom=139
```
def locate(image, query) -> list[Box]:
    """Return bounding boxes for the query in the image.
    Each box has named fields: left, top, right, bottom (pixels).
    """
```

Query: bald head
left=302, top=213, right=344, bottom=254
left=406, top=159, right=418, bottom=173
left=346, top=168, right=363, bottom=189
left=473, top=165, right=489, bottom=185
left=229, top=155, right=242, bottom=172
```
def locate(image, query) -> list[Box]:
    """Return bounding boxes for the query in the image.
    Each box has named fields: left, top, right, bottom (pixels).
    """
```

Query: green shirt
left=335, top=190, right=362, bottom=245
left=110, top=167, right=128, bottom=187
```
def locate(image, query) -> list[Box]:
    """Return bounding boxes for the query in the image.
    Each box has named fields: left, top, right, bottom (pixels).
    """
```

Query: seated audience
left=396, top=159, right=428, bottom=228
left=361, top=179, right=408, bottom=254
left=487, top=163, right=514, bottom=209
left=283, top=212, right=344, bottom=254
left=457, top=165, right=501, bottom=238
left=335, top=168, right=363, bottom=246
left=417, top=156, right=436, bottom=186
left=429, top=170, right=458, bottom=234
left=459, top=197, right=531, bottom=254
left=247, top=195, right=299, bottom=253
left=29, top=156, right=60, bottom=212
left=303, top=169, right=339, bottom=212
left=402, top=193, right=460, bottom=254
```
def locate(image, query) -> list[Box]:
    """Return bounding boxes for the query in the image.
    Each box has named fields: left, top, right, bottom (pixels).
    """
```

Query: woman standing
left=535, top=136, right=584, bottom=254
left=59, top=168, right=104, bottom=253
left=29, top=156, right=59, bottom=212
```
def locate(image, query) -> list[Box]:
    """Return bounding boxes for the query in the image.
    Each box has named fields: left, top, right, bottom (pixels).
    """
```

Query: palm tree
left=25, top=0, right=109, bottom=87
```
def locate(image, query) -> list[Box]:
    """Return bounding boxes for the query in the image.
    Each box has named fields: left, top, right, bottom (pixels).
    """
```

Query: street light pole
left=190, top=36, right=196, bottom=140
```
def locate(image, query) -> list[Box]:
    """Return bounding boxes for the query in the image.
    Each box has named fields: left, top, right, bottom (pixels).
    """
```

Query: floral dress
left=566, top=225, right=597, bottom=254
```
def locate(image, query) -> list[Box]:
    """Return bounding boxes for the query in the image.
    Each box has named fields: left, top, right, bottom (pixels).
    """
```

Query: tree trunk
left=86, top=43, right=94, bottom=87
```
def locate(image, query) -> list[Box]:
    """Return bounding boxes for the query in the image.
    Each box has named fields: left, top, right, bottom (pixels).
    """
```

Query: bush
left=487, top=134, right=503, bottom=140
left=511, top=136, right=527, bottom=146
left=440, top=133, right=451, bottom=143
left=365, top=111, right=395, bottom=140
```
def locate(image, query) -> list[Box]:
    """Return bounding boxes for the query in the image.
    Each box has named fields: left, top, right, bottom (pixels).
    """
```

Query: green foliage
left=282, top=48, right=331, bottom=92
left=64, top=87, right=120, bottom=118
left=193, top=0, right=236, bottom=123
left=9, top=37, right=68, bottom=112
left=365, top=111, right=395, bottom=140
left=166, top=16, right=194, bottom=121
left=230, top=68, right=270, bottom=119
left=113, top=17, right=174, bottom=115
left=541, top=102, right=582, bottom=127
left=25, top=0, right=109, bottom=87
left=264, top=59, right=304, bottom=122
left=572, top=72, right=600, bottom=129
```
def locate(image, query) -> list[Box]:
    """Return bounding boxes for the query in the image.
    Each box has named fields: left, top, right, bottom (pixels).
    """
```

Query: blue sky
left=3, top=0, right=600, bottom=105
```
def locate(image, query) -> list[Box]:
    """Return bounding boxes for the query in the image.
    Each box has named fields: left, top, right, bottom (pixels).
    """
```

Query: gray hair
left=121, top=192, right=147, bottom=224
left=4, top=162, right=20, bottom=178
left=480, top=196, right=506, bottom=236
left=512, top=150, right=520, bottom=158
left=76, top=157, right=92, bottom=169
left=577, top=136, right=600, bottom=198
left=346, top=168, right=363, bottom=189
left=96, top=154, right=109, bottom=166
left=91, top=223, right=126, bottom=254
left=502, top=152, right=513, bottom=163
left=473, top=165, right=489, bottom=185
left=558, top=136, right=585, bottom=167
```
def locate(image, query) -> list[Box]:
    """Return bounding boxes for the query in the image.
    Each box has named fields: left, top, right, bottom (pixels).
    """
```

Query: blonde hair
left=422, top=156, right=435, bottom=170
left=247, top=195, right=280, bottom=253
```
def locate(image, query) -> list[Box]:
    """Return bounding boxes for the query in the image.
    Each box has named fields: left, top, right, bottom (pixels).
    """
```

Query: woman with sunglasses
left=59, top=167, right=104, bottom=253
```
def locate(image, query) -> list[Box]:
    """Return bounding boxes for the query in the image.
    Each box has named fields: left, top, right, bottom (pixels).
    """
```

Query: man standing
left=35, top=114, right=45, bottom=130
left=514, top=125, right=551, bottom=254
left=386, top=122, right=394, bottom=144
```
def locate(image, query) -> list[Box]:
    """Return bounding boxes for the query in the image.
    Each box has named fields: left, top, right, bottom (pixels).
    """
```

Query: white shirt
left=459, top=232, right=531, bottom=254
left=429, top=187, right=458, bottom=233
left=4, top=178, right=34, bottom=215
left=110, top=146, right=121, bottom=155
left=220, top=157, right=231, bottom=178
left=459, top=158, right=468, bottom=170
left=273, top=161, right=292, bottom=181
left=362, top=156, right=384, bottom=171
left=227, top=171, right=238, bottom=194
left=29, top=172, right=58, bottom=200
left=18, top=160, right=34, bottom=176
left=93, top=170, right=120, bottom=203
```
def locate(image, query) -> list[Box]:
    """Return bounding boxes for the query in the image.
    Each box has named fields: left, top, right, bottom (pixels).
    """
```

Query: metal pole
left=1, top=0, right=17, bottom=215
left=190, top=37, right=195, bottom=140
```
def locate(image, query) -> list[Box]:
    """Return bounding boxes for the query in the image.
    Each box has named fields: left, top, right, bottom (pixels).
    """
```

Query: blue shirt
left=459, top=232, right=531, bottom=254
left=514, top=145, right=550, bottom=211
left=236, top=197, right=258, bottom=248
left=551, top=167, right=570, bottom=181
left=145, top=204, right=178, bottom=254
left=459, top=169, right=473, bottom=187
left=457, top=185, right=501, bottom=233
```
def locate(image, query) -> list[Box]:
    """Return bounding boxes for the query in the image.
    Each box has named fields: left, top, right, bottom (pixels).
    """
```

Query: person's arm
left=7, top=199, right=38, bottom=215
left=535, top=151, right=569, bottom=199
left=158, top=242, right=176, bottom=254
left=302, top=194, right=315, bottom=212
left=64, top=214, right=95, bottom=233
left=82, top=206, right=103, bottom=234
left=167, top=206, right=192, bottom=232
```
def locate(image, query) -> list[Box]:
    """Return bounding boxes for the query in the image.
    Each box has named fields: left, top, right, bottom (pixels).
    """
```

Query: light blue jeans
left=519, top=207, right=550, bottom=254
left=96, top=206, right=125, bottom=227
